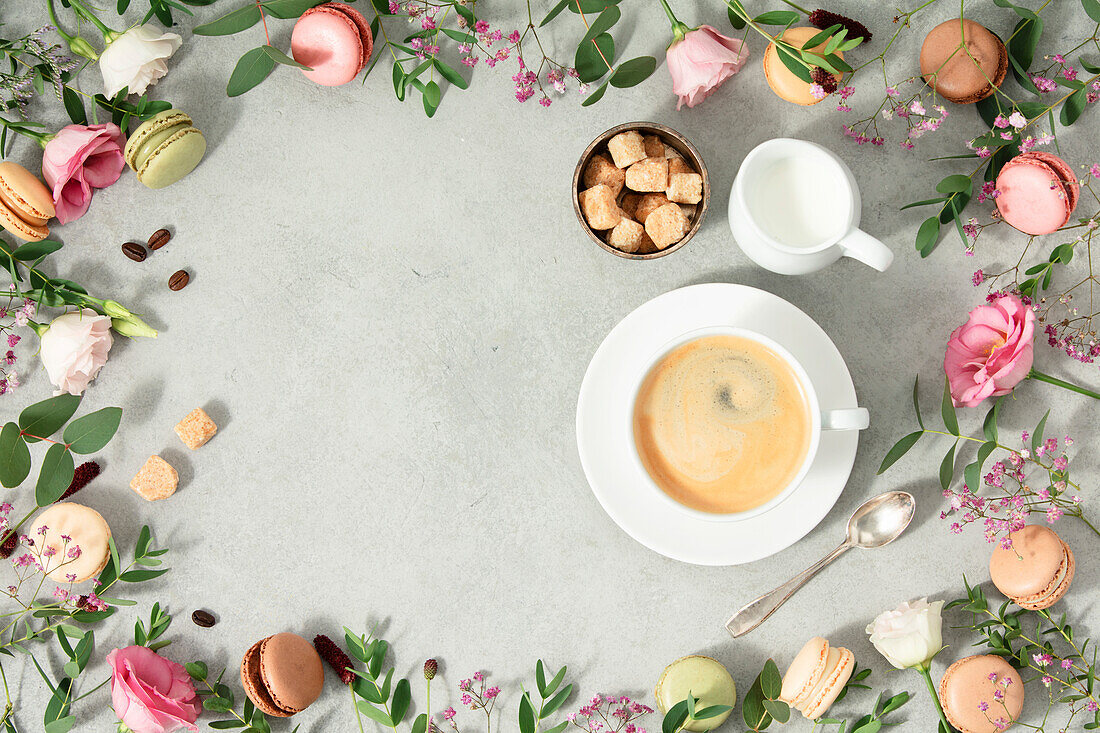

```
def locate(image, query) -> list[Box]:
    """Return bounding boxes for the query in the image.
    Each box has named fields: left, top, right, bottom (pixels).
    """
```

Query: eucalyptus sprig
left=185, top=660, right=297, bottom=733
left=741, top=659, right=788, bottom=731
left=879, top=376, right=1099, bottom=541
left=660, top=693, right=733, bottom=733
left=113, top=0, right=220, bottom=28
left=947, top=579, right=1100, bottom=730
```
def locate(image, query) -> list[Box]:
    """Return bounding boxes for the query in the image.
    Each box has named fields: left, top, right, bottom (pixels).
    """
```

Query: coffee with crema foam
left=632, top=334, right=812, bottom=514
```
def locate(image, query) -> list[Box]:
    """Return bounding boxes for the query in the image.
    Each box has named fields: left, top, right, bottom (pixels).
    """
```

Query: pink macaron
left=291, top=2, right=373, bottom=86
left=995, top=152, right=1079, bottom=235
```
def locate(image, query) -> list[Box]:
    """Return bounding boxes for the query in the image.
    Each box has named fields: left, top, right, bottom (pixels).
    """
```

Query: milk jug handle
left=838, top=228, right=893, bottom=272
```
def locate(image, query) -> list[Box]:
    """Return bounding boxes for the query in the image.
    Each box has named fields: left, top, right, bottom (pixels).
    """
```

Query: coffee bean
left=192, top=609, right=216, bottom=628
left=121, top=242, right=147, bottom=262
left=148, top=228, right=171, bottom=250
left=168, top=270, right=190, bottom=291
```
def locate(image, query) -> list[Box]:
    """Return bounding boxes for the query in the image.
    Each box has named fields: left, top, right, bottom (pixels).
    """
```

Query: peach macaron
left=989, top=524, right=1075, bottom=610
left=779, top=637, right=855, bottom=719
left=763, top=27, right=843, bottom=105
left=0, top=161, right=54, bottom=241
left=939, top=655, right=1023, bottom=733
left=291, top=2, right=373, bottom=86
left=995, top=152, right=1079, bottom=235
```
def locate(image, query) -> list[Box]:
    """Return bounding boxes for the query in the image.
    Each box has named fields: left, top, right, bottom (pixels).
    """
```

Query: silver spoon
left=724, top=490, right=916, bottom=638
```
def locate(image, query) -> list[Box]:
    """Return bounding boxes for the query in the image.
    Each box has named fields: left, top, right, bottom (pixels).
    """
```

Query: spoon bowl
left=847, top=490, right=915, bottom=548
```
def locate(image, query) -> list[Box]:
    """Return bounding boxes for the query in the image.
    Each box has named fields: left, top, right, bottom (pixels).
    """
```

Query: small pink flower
left=994, top=114, right=1009, bottom=128
left=443, top=707, right=457, bottom=721
left=474, top=20, right=489, bottom=33
left=1008, top=111, right=1026, bottom=127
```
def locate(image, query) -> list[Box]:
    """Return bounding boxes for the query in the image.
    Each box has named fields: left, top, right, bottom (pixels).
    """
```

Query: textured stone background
left=2, top=1, right=1098, bottom=731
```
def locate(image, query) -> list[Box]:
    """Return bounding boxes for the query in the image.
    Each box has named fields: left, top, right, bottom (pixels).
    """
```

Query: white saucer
left=575, top=283, right=860, bottom=566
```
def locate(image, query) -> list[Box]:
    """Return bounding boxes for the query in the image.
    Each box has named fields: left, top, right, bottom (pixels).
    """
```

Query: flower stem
left=1027, top=368, right=1100, bottom=400
left=916, top=665, right=955, bottom=733
left=655, top=0, right=690, bottom=40
left=64, top=0, right=117, bottom=39
left=45, top=0, right=74, bottom=42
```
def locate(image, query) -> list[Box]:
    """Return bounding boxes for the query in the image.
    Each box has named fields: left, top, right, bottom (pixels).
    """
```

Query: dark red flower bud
left=808, top=9, right=872, bottom=43
left=810, top=66, right=839, bottom=94
left=424, top=659, right=438, bottom=680
left=59, top=461, right=101, bottom=502
left=313, top=634, right=356, bottom=685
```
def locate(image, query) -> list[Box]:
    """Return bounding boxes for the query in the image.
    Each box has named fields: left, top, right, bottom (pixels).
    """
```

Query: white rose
left=865, top=597, right=945, bottom=670
left=39, top=310, right=113, bottom=395
left=99, top=25, right=182, bottom=98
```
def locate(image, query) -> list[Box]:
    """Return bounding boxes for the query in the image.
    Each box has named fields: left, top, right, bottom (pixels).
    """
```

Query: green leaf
left=1084, top=0, right=1100, bottom=21
left=391, top=679, right=411, bottom=724
left=262, top=0, right=324, bottom=18
left=914, top=216, right=940, bottom=257
left=900, top=198, right=947, bottom=211
left=939, top=443, right=957, bottom=490
left=911, top=376, right=924, bottom=429
left=453, top=2, right=476, bottom=24
left=412, top=714, right=428, bottom=733
left=120, top=568, right=169, bottom=583
left=519, top=693, right=536, bottom=733
left=441, top=28, right=475, bottom=43
left=1060, top=88, right=1088, bottom=126
left=19, top=395, right=81, bottom=443
left=1032, top=411, right=1049, bottom=454
left=941, top=379, right=959, bottom=434
left=762, top=700, right=789, bottom=724
left=421, top=80, right=441, bottom=117
left=62, top=407, right=122, bottom=454
left=193, top=4, right=262, bottom=35
left=610, top=56, right=657, bottom=88
left=62, top=87, right=86, bottom=125
left=0, top=422, right=31, bottom=488
left=851, top=721, right=881, bottom=733
left=535, top=659, right=548, bottom=695
left=36, top=443, right=75, bottom=506
left=541, top=685, right=572, bottom=717
left=393, top=63, right=406, bottom=101
left=581, top=80, right=609, bottom=106
left=727, top=5, right=746, bottom=29
left=262, top=45, right=311, bottom=70
left=694, top=705, right=733, bottom=720
left=433, top=60, right=469, bottom=90
left=663, top=699, right=691, bottom=733
left=741, top=678, right=770, bottom=731
left=982, top=397, right=1002, bottom=442
left=540, top=0, right=570, bottom=26
left=964, top=441, right=997, bottom=490
left=936, top=175, right=972, bottom=194
left=575, top=33, right=615, bottom=83
left=581, top=6, right=620, bottom=45
left=44, top=717, right=75, bottom=733
left=775, top=44, right=812, bottom=83
left=545, top=664, right=567, bottom=697
left=227, top=47, right=277, bottom=97
left=566, top=0, right=621, bottom=13
left=12, top=240, right=63, bottom=261
left=752, top=10, right=798, bottom=25
left=878, top=431, right=923, bottom=474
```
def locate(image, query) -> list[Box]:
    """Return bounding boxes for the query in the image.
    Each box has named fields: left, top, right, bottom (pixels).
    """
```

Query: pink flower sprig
left=841, top=79, right=949, bottom=148
left=0, top=287, right=36, bottom=396
left=567, top=695, right=652, bottom=733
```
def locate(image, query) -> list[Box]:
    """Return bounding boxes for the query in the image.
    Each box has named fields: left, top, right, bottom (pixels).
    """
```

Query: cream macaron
left=27, top=503, right=112, bottom=583
left=780, top=637, right=855, bottom=719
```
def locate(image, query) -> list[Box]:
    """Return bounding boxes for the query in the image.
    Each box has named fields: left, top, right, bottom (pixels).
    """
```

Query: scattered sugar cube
left=607, top=131, right=646, bottom=168
left=620, top=192, right=642, bottom=220
left=643, top=135, right=665, bottom=158
left=578, top=185, right=622, bottom=230
left=668, top=157, right=693, bottom=177
left=645, top=203, right=689, bottom=247
left=130, top=455, right=179, bottom=502
left=635, top=193, right=671, bottom=224
left=608, top=218, right=645, bottom=253
left=626, top=157, right=669, bottom=193
left=583, top=154, right=625, bottom=197
left=667, top=172, right=703, bottom=204
left=175, top=407, right=218, bottom=450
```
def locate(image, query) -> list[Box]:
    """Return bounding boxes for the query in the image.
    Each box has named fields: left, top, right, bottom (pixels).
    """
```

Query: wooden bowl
left=573, top=122, right=710, bottom=260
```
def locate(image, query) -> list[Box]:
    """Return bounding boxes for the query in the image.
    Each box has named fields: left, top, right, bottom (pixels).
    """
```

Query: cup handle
left=837, top=229, right=894, bottom=272
left=822, top=407, right=869, bottom=431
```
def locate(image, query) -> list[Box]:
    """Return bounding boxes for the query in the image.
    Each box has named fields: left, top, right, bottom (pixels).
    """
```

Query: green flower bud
left=101, top=300, right=131, bottom=319
left=68, top=36, right=99, bottom=61
left=111, top=317, right=157, bottom=339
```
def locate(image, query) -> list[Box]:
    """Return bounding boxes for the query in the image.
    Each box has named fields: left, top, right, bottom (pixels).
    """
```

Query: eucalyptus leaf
left=62, top=407, right=122, bottom=454
left=19, top=394, right=81, bottom=443
left=35, top=443, right=75, bottom=506
left=752, top=10, right=798, bottom=25
left=939, top=443, right=957, bottom=490
left=193, top=4, right=262, bottom=35
left=433, top=59, right=469, bottom=90
left=262, top=0, right=325, bottom=18
left=878, top=431, right=922, bottom=474
left=262, top=45, right=311, bottom=70
left=540, top=0, right=570, bottom=26
left=762, top=700, right=789, bottom=724
left=0, top=422, right=31, bottom=488
left=519, top=693, right=536, bottom=733
left=227, top=47, right=277, bottom=97
left=581, top=6, right=620, bottom=46
left=581, top=80, right=608, bottom=106
left=575, top=33, right=615, bottom=83
left=915, top=216, right=941, bottom=257
left=940, top=379, right=959, bottom=435
left=609, top=56, right=656, bottom=88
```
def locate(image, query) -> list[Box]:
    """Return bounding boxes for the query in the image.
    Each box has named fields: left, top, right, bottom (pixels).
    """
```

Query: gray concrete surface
left=2, top=1, right=1098, bottom=730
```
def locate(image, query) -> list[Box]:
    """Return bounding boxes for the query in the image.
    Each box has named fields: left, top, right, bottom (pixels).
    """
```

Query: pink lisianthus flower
left=944, top=295, right=1034, bottom=407
left=107, top=646, right=200, bottom=733
left=665, top=25, right=748, bottom=109
left=41, top=123, right=126, bottom=224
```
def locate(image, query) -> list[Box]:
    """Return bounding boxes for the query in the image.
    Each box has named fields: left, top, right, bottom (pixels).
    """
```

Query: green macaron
left=124, top=109, right=206, bottom=190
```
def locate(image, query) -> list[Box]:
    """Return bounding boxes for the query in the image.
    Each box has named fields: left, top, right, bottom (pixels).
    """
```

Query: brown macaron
left=241, top=632, right=325, bottom=717
left=920, top=19, right=1007, bottom=103
left=939, top=655, right=1023, bottom=733
left=989, top=525, right=1075, bottom=610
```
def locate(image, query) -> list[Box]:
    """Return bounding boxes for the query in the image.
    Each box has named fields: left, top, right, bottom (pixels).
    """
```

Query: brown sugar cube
left=668, top=157, right=693, bottom=177
left=583, top=154, right=625, bottom=197
left=645, top=203, right=689, bottom=247
left=667, top=172, right=703, bottom=204
left=130, top=455, right=179, bottom=501
left=643, top=135, right=665, bottom=158
left=175, top=407, right=218, bottom=450
left=578, top=185, right=622, bottom=230
left=679, top=204, right=697, bottom=221
left=664, top=145, right=684, bottom=160
left=625, top=157, right=669, bottom=193
left=620, top=192, right=642, bottom=219
left=607, top=218, right=645, bottom=253
left=606, top=131, right=646, bottom=168
left=637, top=231, right=659, bottom=254
left=635, top=193, right=671, bottom=224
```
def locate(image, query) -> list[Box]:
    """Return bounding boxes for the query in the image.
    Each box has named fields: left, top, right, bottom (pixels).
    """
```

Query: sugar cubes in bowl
left=573, top=122, right=709, bottom=260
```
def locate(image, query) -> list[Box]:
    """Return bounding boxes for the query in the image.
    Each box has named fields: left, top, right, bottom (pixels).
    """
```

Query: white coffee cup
left=728, top=138, right=894, bottom=276
left=628, top=326, right=869, bottom=522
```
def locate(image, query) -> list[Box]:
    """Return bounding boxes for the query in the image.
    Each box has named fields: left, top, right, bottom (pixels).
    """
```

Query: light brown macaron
left=939, top=655, right=1023, bottom=733
left=779, top=637, right=855, bottom=720
left=989, top=525, right=1075, bottom=610
left=920, top=19, right=1007, bottom=103
left=241, top=633, right=325, bottom=717
left=0, top=161, right=54, bottom=241
left=763, top=27, right=844, bottom=106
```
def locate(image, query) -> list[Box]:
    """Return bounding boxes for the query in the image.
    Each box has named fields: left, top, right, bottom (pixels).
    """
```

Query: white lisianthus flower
left=865, top=597, right=945, bottom=670
left=99, top=25, right=182, bottom=98
left=39, top=310, right=113, bottom=395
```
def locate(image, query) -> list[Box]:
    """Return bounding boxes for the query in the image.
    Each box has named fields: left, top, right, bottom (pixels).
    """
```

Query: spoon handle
left=724, top=541, right=851, bottom=638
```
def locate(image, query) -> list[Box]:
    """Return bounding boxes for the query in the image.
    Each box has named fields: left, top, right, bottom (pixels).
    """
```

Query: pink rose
left=41, top=123, right=126, bottom=224
left=107, top=646, right=200, bottom=733
left=38, top=310, right=113, bottom=395
left=666, top=26, right=749, bottom=110
left=944, top=295, right=1035, bottom=407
